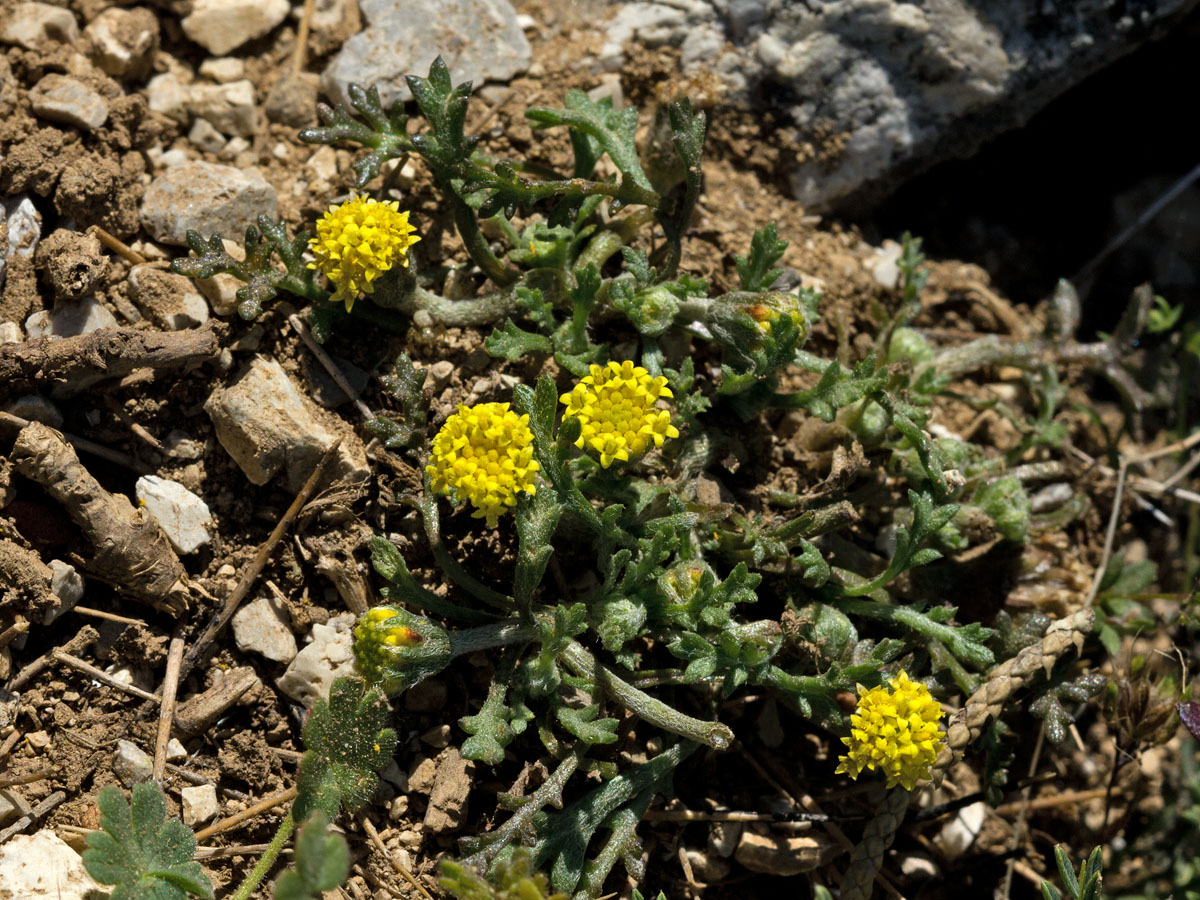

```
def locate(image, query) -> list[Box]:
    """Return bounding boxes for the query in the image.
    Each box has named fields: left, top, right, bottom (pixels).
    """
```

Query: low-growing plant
left=157, top=55, right=1169, bottom=899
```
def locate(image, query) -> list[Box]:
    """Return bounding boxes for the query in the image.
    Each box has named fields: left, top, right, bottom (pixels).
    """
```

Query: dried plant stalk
left=11, top=422, right=189, bottom=615
left=933, top=607, right=1094, bottom=785
left=839, top=786, right=911, bottom=900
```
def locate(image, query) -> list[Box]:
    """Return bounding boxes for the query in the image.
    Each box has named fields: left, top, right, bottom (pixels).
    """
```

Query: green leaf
left=515, top=487, right=564, bottom=615
left=295, top=677, right=397, bottom=823
left=556, top=704, right=619, bottom=745
left=83, top=782, right=214, bottom=900
left=298, top=83, right=412, bottom=188
left=461, top=673, right=533, bottom=765
left=273, top=812, right=350, bottom=900
left=735, top=223, right=788, bottom=292
left=1056, top=846, right=1081, bottom=899
left=486, top=319, right=555, bottom=361
left=528, top=90, right=651, bottom=193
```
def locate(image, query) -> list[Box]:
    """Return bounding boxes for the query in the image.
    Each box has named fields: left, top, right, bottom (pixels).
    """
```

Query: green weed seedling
left=83, top=677, right=393, bottom=900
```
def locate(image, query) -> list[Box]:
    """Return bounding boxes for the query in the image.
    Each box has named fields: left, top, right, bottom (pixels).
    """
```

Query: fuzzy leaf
left=735, top=223, right=788, bottom=292
left=556, top=704, right=619, bottom=745
left=83, top=783, right=214, bottom=900
left=273, top=812, right=350, bottom=900
left=487, top=319, right=555, bottom=360
left=295, top=677, right=396, bottom=823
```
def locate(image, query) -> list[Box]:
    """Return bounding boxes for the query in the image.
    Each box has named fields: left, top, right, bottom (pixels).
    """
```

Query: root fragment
left=10, top=422, right=189, bottom=615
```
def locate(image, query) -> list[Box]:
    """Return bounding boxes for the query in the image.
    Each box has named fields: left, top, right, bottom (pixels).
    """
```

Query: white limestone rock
left=276, top=613, right=357, bottom=706
left=0, top=830, right=102, bottom=900
left=181, top=783, right=219, bottom=826
left=29, top=73, right=109, bottom=131
left=135, top=475, right=213, bottom=554
left=145, top=72, right=190, bottom=124
left=140, top=161, right=277, bottom=246
left=0, top=3, right=79, bottom=50
left=24, top=297, right=118, bottom=338
left=112, top=739, right=154, bottom=786
left=1, top=195, right=42, bottom=293
left=83, top=7, right=159, bottom=81
left=199, top=57, right=246, bottom=83
left=204, top=355, right=369, bottom=491
left=188, top=79, right=258, bottom=137
left=182, top=0, right=290, bottom=55
left=232, top=595, right=298, bottom=663
left=41, top=559, right=84, bottom=624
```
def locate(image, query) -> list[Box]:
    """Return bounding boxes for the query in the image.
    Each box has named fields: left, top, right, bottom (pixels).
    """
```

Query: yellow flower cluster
left=307, top=194, right=420, bottom=312
left=835, top=671, right=946, bottom=791
left=559, top=361, right=680, bottom=468
left=426, top=402, right=539, bottom=526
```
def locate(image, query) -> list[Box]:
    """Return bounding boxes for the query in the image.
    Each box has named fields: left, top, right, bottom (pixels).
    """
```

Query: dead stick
left=195, top=786, right=298, bottom=842
left=993, top=787, right=1111, bottom=817
left=52, top=650, right=160, bottom=703
left=0, top=321, right=225, bottom=397
left=90, top=225, right=147, bottom=265
left=288, top=314, right=373, bottom=420
left=0, top=731, right=22, bottom=763
left=153, top=632, right=185, bottom=782
left=361, top=816, right=435, bottom=900
left=291, top=0, right=315, bottom=76
left=71, top=606, right=147, bottom=626
left=0, top=790, right=65, bottom=844
left=7, top=626, right=98, bottom=691
left=0, top=767, right=52, bottom=788
left=180, top=438, right=342, bottom=680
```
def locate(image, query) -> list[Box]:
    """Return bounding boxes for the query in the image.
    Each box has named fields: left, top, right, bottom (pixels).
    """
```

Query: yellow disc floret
left=835, top=671, right=946, bottom=791
left=559, top=361, right=680, bottom=468
left=307, top=194, right=420, bottom=312
left=426, top=402, right=539, bottom=526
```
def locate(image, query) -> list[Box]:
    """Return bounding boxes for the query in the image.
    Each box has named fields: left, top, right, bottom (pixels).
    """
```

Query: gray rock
left=140, top=161, right=277, bottom=246
left=25, top=297, right=118, bottom=338
left=135, top=475, right=213, bottom=554
left=47, top=561, right=84, bottom=626
left=112, top=739, right=154, bottom=786
left=83, top=7, right=159, bottom=81
left=0, top=2, right=79, bottom=50
left=602, top=0, right=1197, bottom=212
left=199, top=58, right=246, bottom=83
left=0, top=831, right=102, bottom=900
left=204, top=355, right=370, bottom=491
left=264, top=72, right=319, bottom=127
left=275, top=613, right=357, bottom=706
left=321, top=0, right=531, bottom=109
left=188, top=80, right=259, bottom=137
left=188, top=118, right=227, bottom=154
left=128, top=264, right=210, bottom=330
left=232, top=595, right=298, bottom=663
left=145, top=72, right=190, bottom=124
left=182, top=0, right=290, bottom=55
left=29, top=73, right=109, bottom=131
left=1, top=195, right=42, bottom=293
left=181, top=784, right=219, bottom=826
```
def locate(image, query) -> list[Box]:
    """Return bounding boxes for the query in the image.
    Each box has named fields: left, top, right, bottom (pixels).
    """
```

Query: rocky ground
left=1, top=0, right=1198, bottom=898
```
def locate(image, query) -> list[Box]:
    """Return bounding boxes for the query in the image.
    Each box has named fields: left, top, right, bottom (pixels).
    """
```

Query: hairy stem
left=230, top=810, right=295, bottom=900
left=561, top=641, right=733, bottom=749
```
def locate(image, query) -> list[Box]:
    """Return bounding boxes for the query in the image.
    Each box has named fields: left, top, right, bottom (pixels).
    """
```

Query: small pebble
left=112, top=739, right=154, bottom=786
left=231, top=595, right=298, bottom=663
left=198, top=57, right=246, bottom=83
left=30, top=74, right=109, bottom=131
left=181, top=784, right=219, bottom=826
left=182, top=0, right=290, bottom=55
left=0, top=2, right=79, bottom=50
left=25, top=730, right=50, bottom=750
left=135, top=475, right=213, bottom=554
left=25, top=297, right=118, bottom=338
left=83, top=7, right=158, bottom=81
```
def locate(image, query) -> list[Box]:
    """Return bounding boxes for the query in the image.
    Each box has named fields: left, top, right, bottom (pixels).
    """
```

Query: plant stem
left=230, top=810, right=295, bottom=900
left=561, top=641, right=733, bottom=749
left=448, top=620, right=537, bottom=658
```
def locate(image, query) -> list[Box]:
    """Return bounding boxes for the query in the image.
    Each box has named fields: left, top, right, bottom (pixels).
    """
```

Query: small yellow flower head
left=426, top=402, right=539, bottom=526
left=559, top=361, right=681, bottom=468
left=835, top=671, right=946, bottom=791
left=307, top=194, right=420, bottom=312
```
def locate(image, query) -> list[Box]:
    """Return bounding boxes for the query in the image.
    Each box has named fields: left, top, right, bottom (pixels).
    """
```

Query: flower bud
left=353, top=605, right=453, bottom=697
